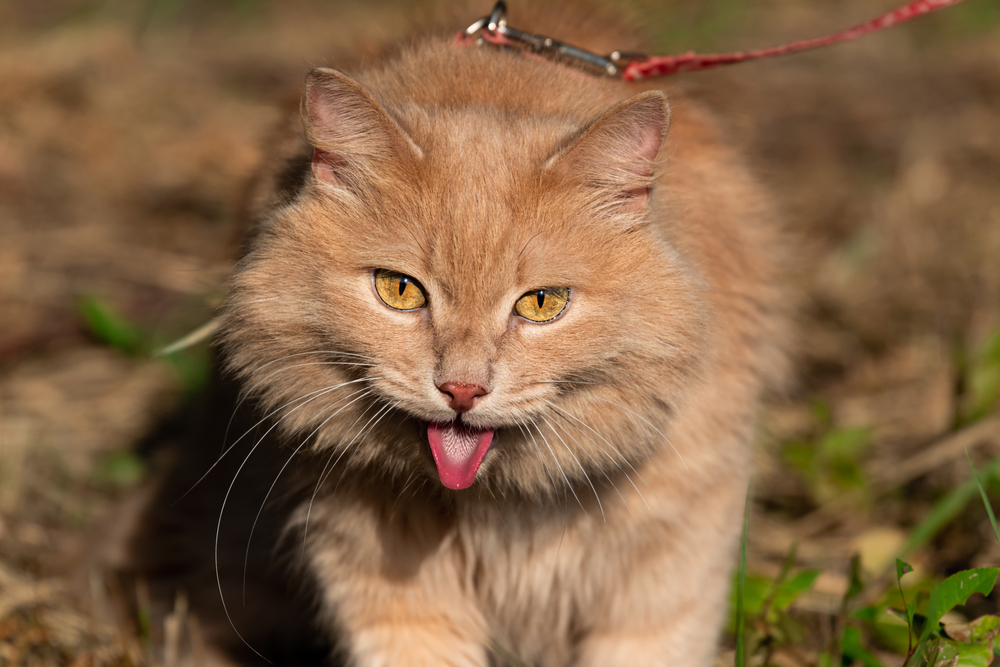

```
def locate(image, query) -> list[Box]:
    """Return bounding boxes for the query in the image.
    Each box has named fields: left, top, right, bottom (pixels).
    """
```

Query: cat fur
left=129, top=5, right=789, bottom=666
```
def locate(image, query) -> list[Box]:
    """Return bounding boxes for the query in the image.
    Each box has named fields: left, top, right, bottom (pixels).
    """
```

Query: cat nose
left=438, top=382, right=488, bottom=414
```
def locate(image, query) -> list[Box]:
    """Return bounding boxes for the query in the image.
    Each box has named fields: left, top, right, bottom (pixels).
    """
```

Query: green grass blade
left=842, top=626, right=885, bottom=667
left=898, top=455, right=1000, bottom=558
left=896, top=558, right=915, bottom=656
left=967, top=449, right=1000, bottom=545
left=772, top=569, right=821, bottom=612
left=78, top=294, right=145, bottom=355
left=735, top=484, right=751, bottom=667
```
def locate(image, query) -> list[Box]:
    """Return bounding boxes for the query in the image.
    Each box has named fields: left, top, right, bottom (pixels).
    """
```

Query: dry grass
left=1, top=1, right=998, bottom=665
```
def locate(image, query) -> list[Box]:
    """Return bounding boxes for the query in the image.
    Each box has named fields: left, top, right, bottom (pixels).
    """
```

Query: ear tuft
left=302, top=68, right=421, bottom=188
left=547, top=91, right=670, bottom=211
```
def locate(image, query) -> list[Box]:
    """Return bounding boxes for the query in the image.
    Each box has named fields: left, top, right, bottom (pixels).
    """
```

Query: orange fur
left=132, top=6, right=789, bottom=666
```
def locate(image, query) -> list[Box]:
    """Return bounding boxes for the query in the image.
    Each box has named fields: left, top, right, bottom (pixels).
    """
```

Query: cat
left=128, top=4, right=789, bottom=666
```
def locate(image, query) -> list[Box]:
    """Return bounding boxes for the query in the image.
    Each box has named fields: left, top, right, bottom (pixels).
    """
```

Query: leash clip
left=463, top=1, right=643, bottom=78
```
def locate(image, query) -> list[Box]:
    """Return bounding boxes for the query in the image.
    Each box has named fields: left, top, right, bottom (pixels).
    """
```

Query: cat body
left=131, top=7, right=787, bottom=666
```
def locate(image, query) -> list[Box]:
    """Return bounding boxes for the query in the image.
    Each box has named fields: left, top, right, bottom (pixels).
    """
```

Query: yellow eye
left=515, top=287, right=569, bottom=323
left=374, top=269, right=427, bottom=311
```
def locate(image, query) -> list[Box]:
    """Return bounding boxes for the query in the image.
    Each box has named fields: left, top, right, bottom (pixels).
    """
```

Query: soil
left=1, top=1, right=998, bottom=665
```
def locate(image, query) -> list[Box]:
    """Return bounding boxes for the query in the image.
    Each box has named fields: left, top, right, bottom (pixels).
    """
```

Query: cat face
left=223, top=67, right=709, bottom=498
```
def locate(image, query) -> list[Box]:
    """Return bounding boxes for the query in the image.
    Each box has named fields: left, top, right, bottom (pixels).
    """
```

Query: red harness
left=458, top=0, right=968, bottom=81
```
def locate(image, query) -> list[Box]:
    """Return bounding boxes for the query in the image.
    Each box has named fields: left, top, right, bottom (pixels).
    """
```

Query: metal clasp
left=462, top=1, right=645, bottom=78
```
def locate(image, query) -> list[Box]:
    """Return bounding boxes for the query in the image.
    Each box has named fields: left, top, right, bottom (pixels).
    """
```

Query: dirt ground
left=1, top=0, right=999, bottom=665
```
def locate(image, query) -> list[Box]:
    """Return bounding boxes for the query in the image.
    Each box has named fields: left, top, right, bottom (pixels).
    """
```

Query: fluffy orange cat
left=130, top=5, right=789, bottom=666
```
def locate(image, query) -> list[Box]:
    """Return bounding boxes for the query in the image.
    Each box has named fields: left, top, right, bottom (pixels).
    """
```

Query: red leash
left=459, top=0, right=969, bottom=80
left=624, top=0, right=966, bottom=80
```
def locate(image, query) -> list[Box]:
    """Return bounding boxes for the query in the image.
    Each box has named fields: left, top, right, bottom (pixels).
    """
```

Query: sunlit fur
left=197, top=9, right=788, bottom=667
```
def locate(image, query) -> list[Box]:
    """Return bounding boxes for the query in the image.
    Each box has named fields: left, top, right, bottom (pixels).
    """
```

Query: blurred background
left=0, top=0, right=998, bottom=665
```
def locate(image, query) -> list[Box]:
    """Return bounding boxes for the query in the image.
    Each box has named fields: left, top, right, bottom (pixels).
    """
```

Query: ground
left=1, top=0, right=999, bottom=665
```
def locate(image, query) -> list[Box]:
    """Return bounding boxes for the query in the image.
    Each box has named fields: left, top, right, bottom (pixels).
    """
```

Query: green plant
left=783, top=402, right=872, bottom=504
left=891, top=561, right=999, bottom=667
left=733, top=449, right=1000, bottom=667
left=736, top=485, right=751, bottom=667
left=731, top=534, right=821, bottom=664
left=78, top=294, right=213, bottom=393
left=957, top=328, right=1000, bottom=427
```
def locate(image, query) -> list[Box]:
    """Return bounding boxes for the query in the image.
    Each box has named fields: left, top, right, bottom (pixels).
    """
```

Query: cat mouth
left=425, top=422, right=496, bottom=490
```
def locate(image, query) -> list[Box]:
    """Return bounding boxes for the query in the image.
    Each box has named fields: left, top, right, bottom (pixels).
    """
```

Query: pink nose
left=438, top=382, right=488, bottom=413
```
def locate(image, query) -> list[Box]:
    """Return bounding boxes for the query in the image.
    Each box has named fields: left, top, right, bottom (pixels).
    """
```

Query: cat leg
left=574, top=601, right=726, bottom=667
left=573, top=489, right=744, bottom=667
left=323, top=575, right=491, bottom=667
left=573, top=555, right=733, bottom=667
left=306, top=504, right=491, bottom=667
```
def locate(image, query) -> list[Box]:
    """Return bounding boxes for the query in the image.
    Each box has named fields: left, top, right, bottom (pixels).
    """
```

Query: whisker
left=249, top=350, right=376, bottom=371
left=306, top=400, right=402, bottom=545
left=241, top=386, right=371, bottom=603
left=224, top=357, right=376, bottom=452
left=483, top=482, right=506, bottom=527
left=299, top=393, right=382, bottom=528
left=222, top=349, right=375, bottom=439
left=533, top=379, right=609, bottom=387
left=234, top=352, right=377, bottom=413
left=178, top=376, right=376, bottom=504
left=530, top=421, right=588, bottom=518
left=215, top=423, right=294, bottom=663
left=539, top=414, right=604, bottom=522
left=231, top=295, right=282, bottom=305
left=546, top=401, right=651, bottom=509
left=558, top=390, right=686, bottom=470
left=555, top=497, right=569, bottom=563
left=390, top=471, right=417, bottom=515
left=655, top=337, right=683, bottom=353
left=218, top=379, right=374, bottom=656
left=516, top=419, right=556, bottom=488
left=546, top=408, right=631, bottom=515
left=323, top=402, right=399, bottom=498
left=300, top=400, right=397, bottom=557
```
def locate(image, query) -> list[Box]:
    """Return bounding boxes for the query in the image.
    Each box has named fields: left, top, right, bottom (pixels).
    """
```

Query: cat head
left=222, top=62, right=710, bottom=499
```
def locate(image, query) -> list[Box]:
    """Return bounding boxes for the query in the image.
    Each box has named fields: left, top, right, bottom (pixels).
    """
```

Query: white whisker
left=539, top=414, right=604, bottom=522
left=390, top=471, right=417, bottom=515
left=546, top=401, right=651, bottom=509
left=179, top=376, right=376, bottom=503
left=537, top=379, right=609, bottom=387
left=232, top=295, right=282, bottom=305
left=655, top=337, right=683, bottom=353
left=241, top=386, right=371, bottom=602
left=546, top=408, right=631, bottom=515
left=324, top=402, right=398, bottom=498
left=559, top=390, right=686, bottom=470
left=215, top=423, right=293, bottom=663
left=223, top=357, right=376, bottom=452
left=530, top=421, right=587, bottom=518
left=516, top=419, right=555, bottom=487
left=300, top=400, right=398, bottom=556
left=482, top=482, right=507, bottom=527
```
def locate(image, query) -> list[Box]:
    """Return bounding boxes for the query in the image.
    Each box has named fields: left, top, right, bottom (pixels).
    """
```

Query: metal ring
left=488, top=1, right=507, bottom=31
left=464, top=16, right=489, bottom=36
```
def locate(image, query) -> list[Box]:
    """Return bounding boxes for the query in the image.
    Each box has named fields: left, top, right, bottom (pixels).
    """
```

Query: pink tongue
left=426, top=423, right=495, bottom=490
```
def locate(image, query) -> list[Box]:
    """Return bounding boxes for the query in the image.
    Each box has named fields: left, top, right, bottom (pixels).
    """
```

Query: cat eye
left=515, top=287, right=570, bottom=323
left=374, top=269, right=427, bottom=311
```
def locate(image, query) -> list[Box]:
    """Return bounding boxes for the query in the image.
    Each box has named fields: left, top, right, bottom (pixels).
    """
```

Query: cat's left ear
left=303, top=68, right=422, bottom=190
left=545, top=90, right=670, bottom=212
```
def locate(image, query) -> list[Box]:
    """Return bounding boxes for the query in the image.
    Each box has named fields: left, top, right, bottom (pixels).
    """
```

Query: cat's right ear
left=545, top=90, right=670, bottom=213
left=302, top=68, right=422, bottom=189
